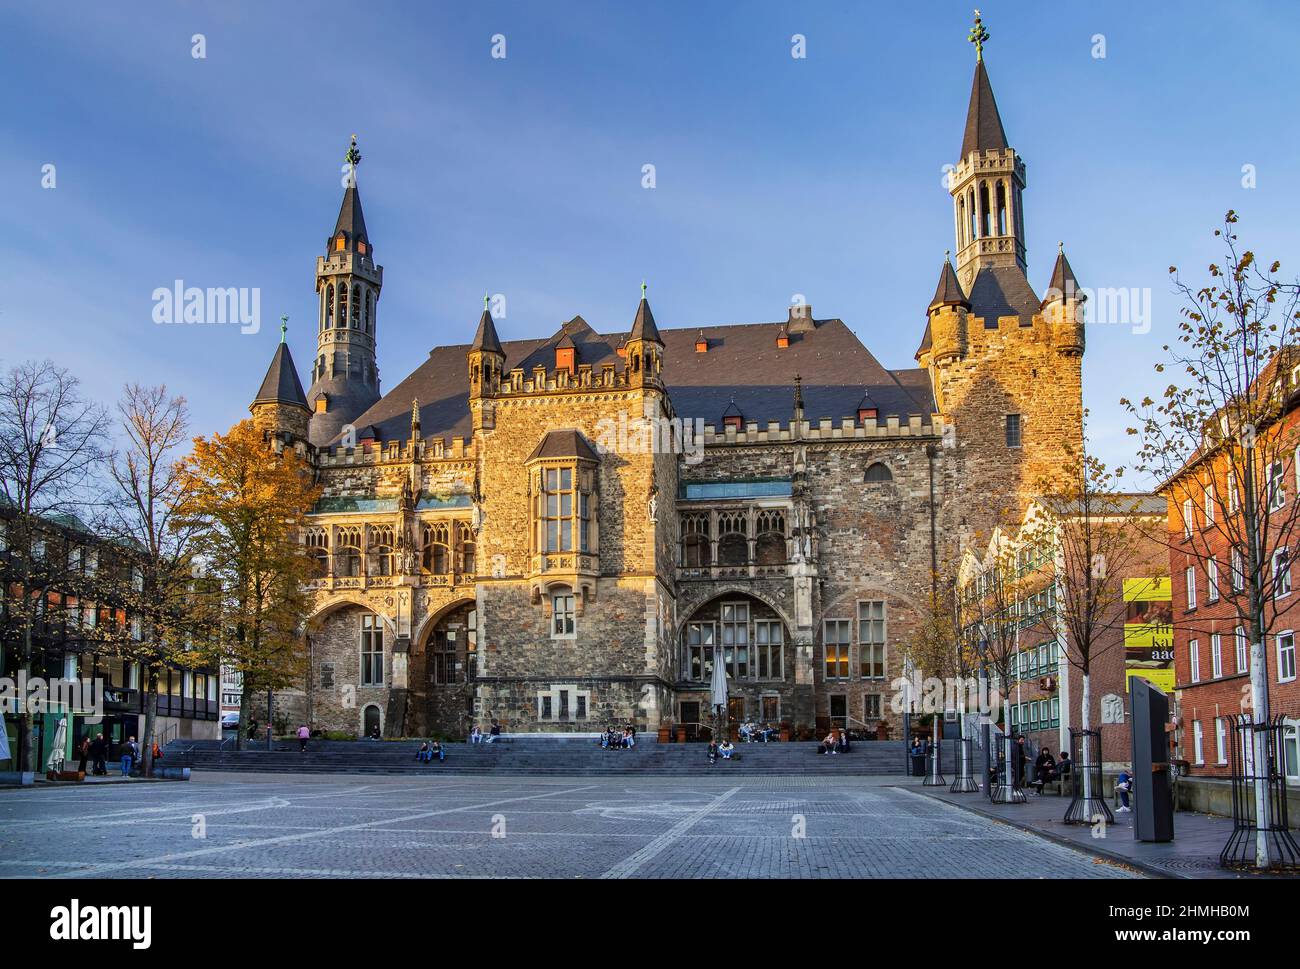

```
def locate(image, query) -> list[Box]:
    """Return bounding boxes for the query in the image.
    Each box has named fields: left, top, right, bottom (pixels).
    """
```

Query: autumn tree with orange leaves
left=174, top=420, right=319, bottom=749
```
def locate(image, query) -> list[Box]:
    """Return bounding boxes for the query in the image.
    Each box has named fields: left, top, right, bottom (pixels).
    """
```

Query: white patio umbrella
left=709, top=657, right=729, bottom=740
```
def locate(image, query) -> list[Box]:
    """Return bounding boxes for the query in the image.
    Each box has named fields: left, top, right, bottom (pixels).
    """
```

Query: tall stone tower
left=917, top=14, right=1084, bottom=538
left=307, top=136, right=383, bottom=447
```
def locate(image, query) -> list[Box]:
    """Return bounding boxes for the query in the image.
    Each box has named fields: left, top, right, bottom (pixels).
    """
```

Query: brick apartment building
left=959, top=496, right=1169, bottom=769
left=1163, top=360, right=1300, bottom=782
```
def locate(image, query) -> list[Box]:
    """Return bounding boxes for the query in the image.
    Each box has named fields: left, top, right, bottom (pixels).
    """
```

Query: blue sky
left=3, top=1, right=1298, bottom=482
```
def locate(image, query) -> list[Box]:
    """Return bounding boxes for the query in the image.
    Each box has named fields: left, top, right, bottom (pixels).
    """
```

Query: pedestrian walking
left=120, top=736, right=138, bottom=777
left=298, top=724, right=310, bottom=753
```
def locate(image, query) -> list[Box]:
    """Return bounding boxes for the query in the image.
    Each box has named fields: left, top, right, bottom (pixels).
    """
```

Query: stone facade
left=246, top=52, right=1088, bottom=741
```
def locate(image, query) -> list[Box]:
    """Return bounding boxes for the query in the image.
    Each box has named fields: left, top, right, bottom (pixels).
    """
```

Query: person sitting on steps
left=1033, top=747, right=1057, bottom=795
left=719, top=739, right=736, bottom=760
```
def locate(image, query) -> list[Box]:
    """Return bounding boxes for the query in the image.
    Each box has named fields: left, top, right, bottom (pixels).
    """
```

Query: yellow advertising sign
left=1124, top=576, right=1174, bottom=693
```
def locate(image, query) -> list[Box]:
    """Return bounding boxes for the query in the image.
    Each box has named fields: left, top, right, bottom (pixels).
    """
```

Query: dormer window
left=856, top=392, right=879, bottom=425
left=776, top=329, right=790, bottom=349
left=555, top=341, right=576, bottom=375
left=357, top=240, right=367, bottom=255
left=335, top=234, right=346, bottom=251
left=695, top=333, right=708, bottom=353
left=722, top=399, right=743, bottom=430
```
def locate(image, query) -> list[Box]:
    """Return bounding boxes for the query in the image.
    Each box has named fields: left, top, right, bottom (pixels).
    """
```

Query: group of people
left=818, top=730, right=850, bottom=755
left=737, top=720, right=777, bottom=743
left=468, top=720, right=504, bottom=743
left=600, top=725, right=637, bottom=749
left=415, top=740, right=446, bottom=762
left=706, top=738, right=737, bottom=763
left=73, top=734, right=160, bottom=778
left=989, top=736, right=1073, bottom=795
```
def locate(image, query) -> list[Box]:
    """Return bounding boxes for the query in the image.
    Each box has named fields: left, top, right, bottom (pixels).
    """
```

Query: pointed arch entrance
left=410, top=598, right=477, bottom=738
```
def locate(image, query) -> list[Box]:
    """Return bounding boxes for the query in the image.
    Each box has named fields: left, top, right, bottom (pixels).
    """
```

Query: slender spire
left=470, top=296, right=504, bottom=355
left=630, top=282, right=662, bottom=344
left=333, top=135, right=369, bottom=244
left=411, top=398, right=421, bottom=434
left=1042, top=244, right=1085, bottom=306
left=929, top=252, right=971, bottom=311
left=960, top=60, right=1008, bottom=159
left=279, top=314, right=288, bottom=344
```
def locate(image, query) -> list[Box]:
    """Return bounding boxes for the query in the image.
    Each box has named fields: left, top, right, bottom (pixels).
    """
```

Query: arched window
left=455, top=521, right=475, bottom=576
left=325, top=284, right=334, bottom=327
left=365, top=292, right=373, bottom=335
left=996, top=181, right=1008, bottom=235
left=754, top=509, right=786, bottom=566
left=864, top=462, right=893, bottom=483
left=717, top=512, right=748, bottom=568
left=368, top=524, right=394, bottom=576
left=337, top=285, right=347, bottom=327
left=336, top=526, right=362, bottom=576
left=422, top=522, right=450, bottom=574
left=680, top=513, right=711, bottom=569
left=979, top=182, right=991, bottom=237
left=305, top=528, right=329, bottom=577
left=351, top=285, right=361, bottom=329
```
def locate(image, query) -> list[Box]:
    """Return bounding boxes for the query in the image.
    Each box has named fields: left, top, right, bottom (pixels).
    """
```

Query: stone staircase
left=165, top=736, right=958, bottom=777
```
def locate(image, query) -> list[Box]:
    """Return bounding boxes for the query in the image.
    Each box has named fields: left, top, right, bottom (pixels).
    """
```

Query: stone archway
left=410, top=598, right=477, bottom=738
left=676, top=590, right=794, bottom=734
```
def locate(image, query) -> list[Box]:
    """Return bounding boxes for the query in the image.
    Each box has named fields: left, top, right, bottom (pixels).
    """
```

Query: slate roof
left=929, top=258, right=970, bottom=311
left=1043, top=248, right=1083, bottom=305
left=527, top=429, right=601, bottom=462
left=331, top=315, right=938, bottom=448
left=629, top=297, right=662, bottom=343
left=253, top=343, right=309, bottom=410
left=333, top=183, right=368, bottom=243
left=960, top=60, right=1009, bottom=159
left=967, top=265, right=1042, bottom=324
left=470, top=306, right=504, bottom=355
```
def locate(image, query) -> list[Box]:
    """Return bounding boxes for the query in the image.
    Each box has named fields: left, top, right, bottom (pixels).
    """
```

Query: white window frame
left=1231, top=547, right=1245, bottom=592
left=1206, top=557, right=1219, bottom=602
left=1189, top=638, right=1201, bottom=683
left=1211, top=633, right=1223, bottom=678
left=1204, top=482, right=1215, bottom=525
left=1182, top=498, right=1194, bottom=539
left=1193, top=720, right=1204, bottom=765
left=1215, top=717, right=1228, bottom=765
left=1275, top=547, right=1292, bottom=599
left=1235, top=625, right=1248, bottom=673
left=1185, top=566, right=1197, bottom=610
left=1270, top=461, right=1287, bottom=511
left=1278, top=630, right=1297, bottom=683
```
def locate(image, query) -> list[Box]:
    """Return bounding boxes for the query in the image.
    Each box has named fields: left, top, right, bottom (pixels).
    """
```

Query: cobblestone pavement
left=0, top=773, right=1142, bottom=879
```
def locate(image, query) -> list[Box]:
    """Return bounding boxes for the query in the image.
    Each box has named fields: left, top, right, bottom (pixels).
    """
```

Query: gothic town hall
left=247, top=49, right=1085, bottom=740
